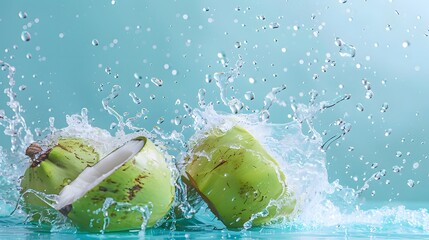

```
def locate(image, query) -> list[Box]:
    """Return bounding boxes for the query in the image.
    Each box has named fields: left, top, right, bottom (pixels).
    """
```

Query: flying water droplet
left=228, top=98, right=244, bottom=114
left=392, top=165, right=402, bottom=173
left=128, top=92, right=141, bottom=104
left=205, top=74, right=212, bottom=83
left=133, top=73, right=142, bottom=80
left=157, top=117, right=164, bottom=124
left=174, top=116, right=182, bottom=125
left=396, top=151, right=402, bottom=158
left=365, top=90, right=374, bottom=99
left=380, top=102, right=389, bottom=113
left=335, top=37, right=356, bottom=57
left=356, top=103, right=364, bottom=112
left=198, top=88, right=206, bottom=107
left=407, top=179, right=415, bottom=188
left=269, top=22, right=280, bottom=29
left=384, top=129, right=392, bottom=136
left=21, top=31, right=31, bottom=42
left=18, top=11, right=28, bottom=19
left=183, top=103, right=193, bottom=115
left=92, top=39, right=99, bottom=46
left=402, top=41, right=410, bottom=48
left=259, top=110, right=270, bottom=121
left=151, top=77, right=163, bottom=87
left=385, top=24, right=392, bottom=31
left=244, top=91, right=255, bottom=101
left=105, top=67, right=112, bottom=75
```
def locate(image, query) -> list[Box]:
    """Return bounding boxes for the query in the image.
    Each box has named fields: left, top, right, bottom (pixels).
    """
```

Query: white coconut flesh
left=54, top=138, right=145, bottom=210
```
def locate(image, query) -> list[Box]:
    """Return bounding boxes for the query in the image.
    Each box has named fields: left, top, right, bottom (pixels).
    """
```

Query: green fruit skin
left=20, top=138, right=99, bottom=210
left=64, top=137, right=175, bottom=232
left=186, top=126, right=295, bottom=228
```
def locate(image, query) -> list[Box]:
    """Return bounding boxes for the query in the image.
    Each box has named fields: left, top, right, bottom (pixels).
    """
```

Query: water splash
left=1, top=57, right=429, bottom=237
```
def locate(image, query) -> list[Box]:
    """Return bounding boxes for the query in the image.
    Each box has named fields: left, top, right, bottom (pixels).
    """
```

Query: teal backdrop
left=1, top=0, right=428, bottom=203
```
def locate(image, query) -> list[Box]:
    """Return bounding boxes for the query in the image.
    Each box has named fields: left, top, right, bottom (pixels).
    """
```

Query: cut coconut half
left=54, top=138, right=145, bottom=210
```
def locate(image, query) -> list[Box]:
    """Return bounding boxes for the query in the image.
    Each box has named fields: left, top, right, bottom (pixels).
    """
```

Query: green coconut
left=185, top=126, right=296, bottom=228
left=21, top=137, right=175, bottom=232
left=21, top=138, right=99, bottom=212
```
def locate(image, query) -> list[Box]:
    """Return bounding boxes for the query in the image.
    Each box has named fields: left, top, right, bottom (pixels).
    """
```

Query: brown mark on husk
left=25, top=143, right=51, bottom=167
left=127, top=184, right=142, bottom=201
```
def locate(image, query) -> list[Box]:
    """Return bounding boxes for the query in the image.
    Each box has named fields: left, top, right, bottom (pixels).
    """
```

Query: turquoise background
left=1, top=0, right=428, bottom=205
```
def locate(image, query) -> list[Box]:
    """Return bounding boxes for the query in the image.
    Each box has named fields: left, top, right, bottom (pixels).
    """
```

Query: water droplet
left=21, top=31, right=31, bottom=42
left=205, top=74, right=212, bottom=83
left=407, top=179, right=415, bottom=188
left=356, top=103, right=364, bottom=112
left=312, top=74, right=319, bottom=80
left=402, top=41, right=410, bottom=48
left=335, top=37, right=356, bottom=57
left=157, top=117, right=164, bottom=124
left=202, top=7, right=209, bottom=12
left=58, top=32, right=65, bottom=38
left=174, top=115, right=182, bottom=125
left=18, top=85, right=26, bottom=91
left=92, top=39, right=99, bottom=46
left=228, top=98, right=244, bottom=114
left=373, top=170, right=385, bottom=180
left=396, top=151, right=402, bottom=157
left=234, top=41, right=241, bottom=49
left=105, top=67, right=111, bottom=75
left=259, top=110, right=270, bottom=121
left=151, top=77, right=163, bottom=87
left=365, top=90, right=374, bottom=99
left=244, top=91, right=255, bottom=101
left=129, top=92, right=141, bottom=104
left=183, top=103, right=193, bottom=115
left=18, top=11, right=28, bottom=19
left=392, top=165, right=402, bottom=173
left=198, top=88, right=206, bottom=107
left=133, top=73, right=142, bottom=80
left=413, top=162, right=419, bottom=169
left=385, top=24, right=392, bottom=31
left=269, top=22, right=280, bottom=29
left=384, top=128, right=392, bottom=136
left=380, top=102, right=389, bottom=113
left=26, top=53, right=32, bottom=59
left=339, top=0, right=347, bottom=3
